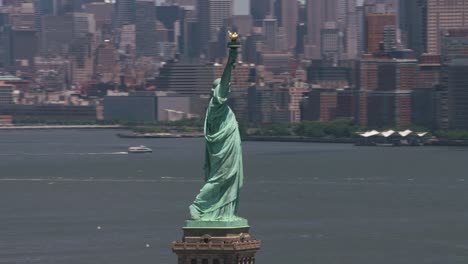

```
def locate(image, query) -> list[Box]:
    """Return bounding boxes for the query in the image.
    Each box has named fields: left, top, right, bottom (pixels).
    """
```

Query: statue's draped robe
left=189, top=62, right=244, bottom=221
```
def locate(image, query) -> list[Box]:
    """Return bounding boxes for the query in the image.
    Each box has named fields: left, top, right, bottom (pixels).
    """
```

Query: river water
left=0, top=129, right=467, bottom=264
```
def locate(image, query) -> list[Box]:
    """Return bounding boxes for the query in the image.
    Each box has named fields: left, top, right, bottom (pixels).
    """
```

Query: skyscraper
left=115, top=0, right=135, bottom=28
left=280, top=0, right=298, bottom=50
left=135, top=0, right=157, bottom=58
left=197, top=0, right=233, bottom=55
left=306, top=0, right=337, bottom=59
left=263, top=16, right=278, bottom=52
left=366, top=12, right=396, bottom=54
left=446, top=59, right=468, bottom=129
left=427, top=0, right=468, bottom=54
left=250, top=0, right=272, bottom=26
left=399, top=0, right=427, bottom=57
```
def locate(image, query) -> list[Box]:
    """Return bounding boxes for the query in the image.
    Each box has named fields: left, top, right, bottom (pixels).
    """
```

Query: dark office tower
left=399, top=0, right=426, bottom=57
left=182, top=18, right=200, bottom=62
left=444, top=59, right=468, bottom=129
left=250, top=0, right=272, bottom=26
left=135, top=1, right=157, bottom=58
left=116, top=0, right=135, bottom=28
left=0, top=24, right=12, bottom=69
left=295, top=22, right=306, bottom=57
left=156, top=5, right=184, bottom=43
left=274, top=0, right=282, bottom=25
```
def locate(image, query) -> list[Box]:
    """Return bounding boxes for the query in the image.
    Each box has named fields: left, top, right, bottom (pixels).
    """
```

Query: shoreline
left=1, top=127, right=467, bottom=147
left=0, top=125, right=127, bottom=130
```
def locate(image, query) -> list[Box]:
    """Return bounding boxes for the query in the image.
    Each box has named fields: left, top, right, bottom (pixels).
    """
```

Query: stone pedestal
left=172, top=227, right=261, bottom=264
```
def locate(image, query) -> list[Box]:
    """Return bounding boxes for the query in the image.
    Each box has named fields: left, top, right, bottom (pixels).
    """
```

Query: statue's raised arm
left=187, top=31, right=248, bottom=228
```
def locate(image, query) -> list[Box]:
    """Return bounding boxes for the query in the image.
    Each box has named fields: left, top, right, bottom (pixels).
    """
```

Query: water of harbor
left=0, top=129, right=467, bottom=264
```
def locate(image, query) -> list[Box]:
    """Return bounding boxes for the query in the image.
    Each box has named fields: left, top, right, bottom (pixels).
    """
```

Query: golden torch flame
left=228, top=30, right=239, bottom=42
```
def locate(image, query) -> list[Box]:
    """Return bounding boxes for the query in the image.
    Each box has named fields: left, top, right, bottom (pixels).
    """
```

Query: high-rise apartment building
left=115, top=0, right=135, bottom=28
left=427, top=0, right=468, bottom=54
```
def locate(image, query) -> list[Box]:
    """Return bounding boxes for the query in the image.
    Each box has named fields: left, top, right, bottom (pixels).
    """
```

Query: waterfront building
left=288, top=85, right=310, bottom=122
left=247, top=84, right=274, bottom=125
left=104, top=91, right=197, bottom=122
left=301, top=88, right=338, bottom=122
left=446, top=59, right=468, bottom=130
left=427, top=0, right=468, bottom=54
left=0, top=104, right=96, bottom=120
left=412, top=87, right=437, bottom=129
left=359, top=56, right=418, bottom=91
left=155, top=62, right=214, bottom=96
left=0, top=85, right=13, bottom=105
left=365, top=90, right=412, bottom=128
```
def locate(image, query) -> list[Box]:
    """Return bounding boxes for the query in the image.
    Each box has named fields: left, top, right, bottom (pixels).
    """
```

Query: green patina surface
left=187, top=43, right=246, bottom=228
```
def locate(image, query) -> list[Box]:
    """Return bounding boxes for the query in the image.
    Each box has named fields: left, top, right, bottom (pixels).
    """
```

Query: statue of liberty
left=187, top=32, right=248, bottom=227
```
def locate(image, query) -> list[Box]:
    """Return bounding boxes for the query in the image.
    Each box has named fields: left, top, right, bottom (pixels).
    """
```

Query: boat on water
left=128, top=146, right=152, bottom=153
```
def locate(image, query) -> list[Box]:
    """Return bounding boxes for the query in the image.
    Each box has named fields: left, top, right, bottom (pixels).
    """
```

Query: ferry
left=128, top=145, right=152, bottom=154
